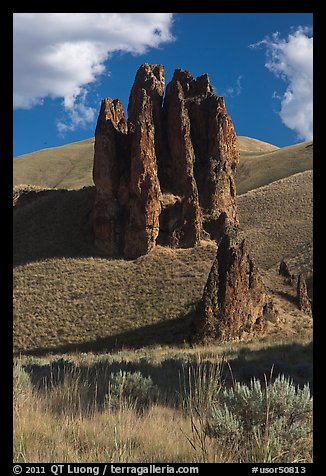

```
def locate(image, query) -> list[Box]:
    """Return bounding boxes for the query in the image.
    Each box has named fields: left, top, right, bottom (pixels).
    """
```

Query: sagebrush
left=13, top=354, right=313, bottom=463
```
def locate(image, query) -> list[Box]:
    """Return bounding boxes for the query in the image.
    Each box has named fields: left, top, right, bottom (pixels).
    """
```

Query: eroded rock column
left=92, top=63, right=241, bottom=258
left=124, top=88, right=162, bottom=258
left=191, top=233, right=274, bottom=343
left=92, top=98, right=130, bottom=255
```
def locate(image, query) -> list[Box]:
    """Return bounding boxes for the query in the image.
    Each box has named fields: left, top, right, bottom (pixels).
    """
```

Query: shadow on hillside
left=21, top=340, right=312, bottom=414
left=274, top=290, right=297, bottom=305
left=13, top=313, right=194, bottom=357
left=13, top=186, right=106, bottom=266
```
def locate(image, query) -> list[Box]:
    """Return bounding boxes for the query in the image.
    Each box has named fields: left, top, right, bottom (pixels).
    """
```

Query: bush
left=105, top=370, right=159, bottom=410
left=207, top=375, right=312, bottom=462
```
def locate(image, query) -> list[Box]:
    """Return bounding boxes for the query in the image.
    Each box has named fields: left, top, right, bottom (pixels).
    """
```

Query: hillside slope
left=237, top=136, right=279, bottom=153
left=13, top=170, right=312, bottom=354
left=13, top=138, right=95, bottom=190
left=238, top=170, right=313, bottom=269
left=13, top=137, right=313, bottom=194
left=236, top=141, right=313, bottom=195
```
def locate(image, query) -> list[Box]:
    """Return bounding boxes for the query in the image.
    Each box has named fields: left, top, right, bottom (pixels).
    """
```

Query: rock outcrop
left=163, top=69, right=239, bottom=239
left=92, top=63, right=240, bottom=258
left=279, top=260, right=296, bottom=286
left=279, top=260, right=291, bottom=279
left=125, top=69, right=164, bottom=258
left=92, top=98, right=130, bottom=256
left=297, top=273, right=312, bottom=315
left=92, top=67, right=163, bottom=259
left=191, top=233, right=275, bottom=344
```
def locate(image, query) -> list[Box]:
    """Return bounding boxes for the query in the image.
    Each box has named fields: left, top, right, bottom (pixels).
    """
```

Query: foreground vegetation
left=14, top=346, right=312, bottom=463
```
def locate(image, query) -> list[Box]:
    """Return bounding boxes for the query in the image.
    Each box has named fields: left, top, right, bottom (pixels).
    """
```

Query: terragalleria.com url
left=109, top=466, right=199, bottom=475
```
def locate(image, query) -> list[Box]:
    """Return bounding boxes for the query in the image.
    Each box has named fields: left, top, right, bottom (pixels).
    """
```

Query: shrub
left=207, top=375, right=312, bottom=462
left=105, top=370, right=159, bottom=410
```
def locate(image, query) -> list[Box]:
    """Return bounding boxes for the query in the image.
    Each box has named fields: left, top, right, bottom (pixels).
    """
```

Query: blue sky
left=13, top=13, right=313, bottom=157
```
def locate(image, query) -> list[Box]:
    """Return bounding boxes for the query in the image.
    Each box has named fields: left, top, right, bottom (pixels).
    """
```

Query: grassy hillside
left=238, top=170, right=313, bottom=269
left=13, top=170, right=312, bottom=355
left=237, top=135, right=279, bottom=153
left=236, top=141, right=313, bottom=195
left=13, top=136, right=313, bottom=194
left=13, top=138, right=95, bottom=190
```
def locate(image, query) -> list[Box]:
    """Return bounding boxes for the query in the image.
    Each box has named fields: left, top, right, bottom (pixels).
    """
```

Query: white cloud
left=56, top=90, right=96, bottom=136
left=223, top=75, right=243, bottom=98
left=13, top=13, right=174, bottom=132
left=250, top=27, right=313, bottom=141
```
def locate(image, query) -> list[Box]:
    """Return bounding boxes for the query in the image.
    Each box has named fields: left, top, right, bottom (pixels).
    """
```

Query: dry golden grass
left=13, top=136, right=312, bottom=195
left=237, top=170, right=313, bottom=269
left=236, top=141, right=312, bottom=195
left=13, top=169, right=312, bottom=354
left=13, top=138, right=95, bottom=190
left=13, top=135, right=313, bottom=464
left=237, top=136, right=279, bottom=153
left=13, top=374, right=227, bottom=463
left=14, top=342, right=313, bottom=463
left=13, top=243, right=217, bottom=354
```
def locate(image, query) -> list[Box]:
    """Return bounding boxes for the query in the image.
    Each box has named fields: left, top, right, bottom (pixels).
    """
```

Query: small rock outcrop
left=92, top=64, right=240, bottom=258
left=191, top=233, right=275, bottom=344
left=297, top=273, right=312, bottom=315
left=279, top=260, right=296, bottom=286
left=279, top=260, right=291, bottom=279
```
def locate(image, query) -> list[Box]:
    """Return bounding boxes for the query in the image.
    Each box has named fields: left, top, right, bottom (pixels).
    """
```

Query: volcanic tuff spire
left=296, top=273, right=312, bottom=315
left=92, top=63, right=240, bottom=259
left=191, top=233, right=276, bottom=344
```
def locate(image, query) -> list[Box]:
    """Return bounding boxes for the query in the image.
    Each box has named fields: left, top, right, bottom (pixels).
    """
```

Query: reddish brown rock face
left=163, top=70, right=240, bottom=240
left=124, top=89, right=162, bottom=259
left=92, top=65, right=163, bottom=258
left=278, top=260, right=297, bottom=286
left=191, top=233, right=274, bottom=344
left=92, top=63, right=240, bottom=258
left=297, top=273, right=312, bottom=315
left=161, top=75, right=201, bottom=247
left=92, top=98, right=130, bottom=255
